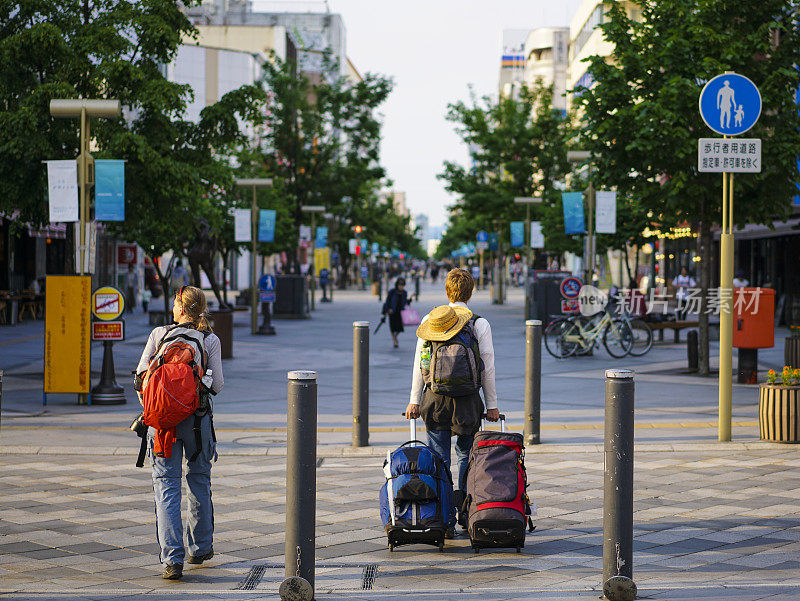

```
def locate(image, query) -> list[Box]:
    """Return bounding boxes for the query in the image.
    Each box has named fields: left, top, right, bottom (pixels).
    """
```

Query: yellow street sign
left=45, top=276, right=91, bottom=394
left=92, top=286, right=124, bottom=320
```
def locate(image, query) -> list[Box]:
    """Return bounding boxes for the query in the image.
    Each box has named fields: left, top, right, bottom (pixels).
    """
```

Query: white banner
left=595, top=191, right=617, bottom=234
left=299, top=225, right=312, bottom=242
left=530, top=221, right=545, bottom=249
left=234, top=209, right=250, bottom=242
left=47, top=160, right=78, bottom=222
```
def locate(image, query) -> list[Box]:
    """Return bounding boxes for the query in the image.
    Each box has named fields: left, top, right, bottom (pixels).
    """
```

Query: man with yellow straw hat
left=405, top=268, right=499, bottom=536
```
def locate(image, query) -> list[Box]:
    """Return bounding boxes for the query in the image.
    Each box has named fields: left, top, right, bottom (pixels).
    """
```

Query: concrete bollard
left=353, top=321, right=369, bottom=447
left=524, top=320, right=542, bottom=445
left=282, top=370, right=317, bottom=601
left=603, top=369, right=636, bottom=601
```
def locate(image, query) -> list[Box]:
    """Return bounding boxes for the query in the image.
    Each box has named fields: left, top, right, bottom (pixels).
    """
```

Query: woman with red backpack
left=135, top=285, right=223, bottom=580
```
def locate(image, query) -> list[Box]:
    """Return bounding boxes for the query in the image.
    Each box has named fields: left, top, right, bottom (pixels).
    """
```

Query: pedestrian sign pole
left=698, top=72, right=762, bottom=441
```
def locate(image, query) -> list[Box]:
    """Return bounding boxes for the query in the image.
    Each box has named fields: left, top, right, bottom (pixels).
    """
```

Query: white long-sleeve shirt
left=409, top=301, right=497, bottom=410
left=136, top=326, right=224, bottom=395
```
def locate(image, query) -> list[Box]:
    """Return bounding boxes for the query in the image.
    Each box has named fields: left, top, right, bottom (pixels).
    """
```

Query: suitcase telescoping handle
left=400, top=413, right=417, bottom=441
left=481, top=412, right=506, bottom=432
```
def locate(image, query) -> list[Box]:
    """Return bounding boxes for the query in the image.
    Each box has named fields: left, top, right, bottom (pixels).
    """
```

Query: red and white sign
left=92, top=321, right=124, bottom=341
left=561, top=299, right=580, bottom=313
left=117, top=244, right=137, bottom=265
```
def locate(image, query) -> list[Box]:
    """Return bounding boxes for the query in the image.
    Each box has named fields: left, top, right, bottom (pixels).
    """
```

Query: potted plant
left=759, top=366, right=800, bottom=443
left=785, top=325, right=800, bottom=368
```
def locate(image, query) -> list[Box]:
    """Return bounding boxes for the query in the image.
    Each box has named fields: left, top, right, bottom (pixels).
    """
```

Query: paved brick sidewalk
left=2, top=447, right=800, bottom=600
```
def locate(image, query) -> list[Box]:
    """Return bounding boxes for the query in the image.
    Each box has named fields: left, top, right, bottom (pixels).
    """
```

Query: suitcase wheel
left=473, top=546, right=480, bottom=554
left=439, top=542, right=444, bottom=552
left=516, top=546, right=521, bottom=553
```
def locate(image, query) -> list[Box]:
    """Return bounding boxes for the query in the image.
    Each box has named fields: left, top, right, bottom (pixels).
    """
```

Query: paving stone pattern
left=2, top=449, right=800, bottom=600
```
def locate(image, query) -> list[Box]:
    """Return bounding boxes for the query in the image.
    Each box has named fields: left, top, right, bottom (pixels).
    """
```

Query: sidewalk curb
left=0, top=440, right=788, bottom=457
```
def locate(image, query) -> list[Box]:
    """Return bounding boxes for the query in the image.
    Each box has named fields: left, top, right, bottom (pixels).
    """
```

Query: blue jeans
left=149, top=413, right=216, bottom=565
left=426, top=429, right=474, bottom=492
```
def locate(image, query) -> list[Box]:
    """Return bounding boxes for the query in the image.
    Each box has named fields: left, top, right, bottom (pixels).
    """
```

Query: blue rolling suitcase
left=379, top=418, right=455, bottom=551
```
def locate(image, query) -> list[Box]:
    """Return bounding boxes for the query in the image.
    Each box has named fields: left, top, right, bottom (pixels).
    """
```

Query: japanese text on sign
left=698, top=138, right=761, bottom=173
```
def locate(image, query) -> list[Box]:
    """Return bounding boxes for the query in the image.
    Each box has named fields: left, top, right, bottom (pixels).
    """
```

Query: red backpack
left=141, top=326, right=208, bottom=459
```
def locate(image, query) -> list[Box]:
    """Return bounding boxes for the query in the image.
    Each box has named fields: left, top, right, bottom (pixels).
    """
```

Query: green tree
left=439, top=82, right=576, bottom=261
left=577, top=0, right=800, bottom=374
left=0, top=1, right=264, bottom=316
left=252, top=55, right=414, bottom=278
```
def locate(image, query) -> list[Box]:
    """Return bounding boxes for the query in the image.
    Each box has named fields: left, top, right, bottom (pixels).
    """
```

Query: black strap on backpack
left=136, top=436, right=148, bottom=468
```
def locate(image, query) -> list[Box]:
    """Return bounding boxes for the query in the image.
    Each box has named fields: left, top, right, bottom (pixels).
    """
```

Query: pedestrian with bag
left=134, top=285, right=223, bottom=580
left=404, top=268, right=499, bottom=537
left=382, top=277, right=411, bottom=348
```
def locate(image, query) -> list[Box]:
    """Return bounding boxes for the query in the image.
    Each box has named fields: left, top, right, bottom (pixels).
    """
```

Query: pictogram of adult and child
left=717, top=79, right=745, bottom=129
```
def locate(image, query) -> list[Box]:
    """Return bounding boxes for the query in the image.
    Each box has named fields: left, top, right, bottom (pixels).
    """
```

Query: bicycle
left=544, top=311, right=634, bottom=359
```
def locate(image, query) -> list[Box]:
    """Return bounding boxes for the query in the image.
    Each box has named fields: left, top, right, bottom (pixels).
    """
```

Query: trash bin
left=209, top=310, right=233, bottom=359
left=273, top=275, right=310, bottom=319
left=733, top=287, right=775, bottom=383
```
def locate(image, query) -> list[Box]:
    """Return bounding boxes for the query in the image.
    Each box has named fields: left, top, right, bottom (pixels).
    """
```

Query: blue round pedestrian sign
left=699, top=73, right=761, bottom=136
left=258, top=274, right=276, bottom=292
left=560, top=277, right=582, bottom=299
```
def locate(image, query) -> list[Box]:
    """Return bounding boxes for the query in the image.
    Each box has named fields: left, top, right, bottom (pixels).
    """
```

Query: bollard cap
left=353, top=321, right=370, bottom=327
left=526, top=320, right=542, bottom=326
left=606, top=369, right=634, bottom=380
left=287, top=370, right=317, bottom=380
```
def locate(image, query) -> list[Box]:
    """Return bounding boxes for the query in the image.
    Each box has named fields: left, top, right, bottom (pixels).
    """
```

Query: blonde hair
left=177, top=286, right=213, bottom=333
left=445, top=268, right=474, bottom=303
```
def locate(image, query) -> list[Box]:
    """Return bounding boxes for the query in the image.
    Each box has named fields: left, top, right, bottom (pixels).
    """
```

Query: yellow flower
left=769, top=369, right=776, bottom=375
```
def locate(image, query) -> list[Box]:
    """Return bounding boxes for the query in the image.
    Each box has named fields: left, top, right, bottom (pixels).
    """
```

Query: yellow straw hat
left=416, top=305, right=473, bottom=342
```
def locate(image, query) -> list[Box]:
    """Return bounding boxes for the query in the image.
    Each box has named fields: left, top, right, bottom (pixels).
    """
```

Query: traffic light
left=354, top=225, right=363, bottom=234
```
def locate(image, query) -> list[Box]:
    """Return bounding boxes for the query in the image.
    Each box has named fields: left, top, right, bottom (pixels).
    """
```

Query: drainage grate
left=237, top=565, right=266, bottom=590
left=361, top=564, right=378, bottom=590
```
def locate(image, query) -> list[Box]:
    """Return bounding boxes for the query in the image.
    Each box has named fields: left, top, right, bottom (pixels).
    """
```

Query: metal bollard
left=602, top=369, right=636, bottom=601
left=258, top=301, right=276, bottom=335
left=282, top=370, right=317, bottom=601
left=524, top=320, right=542, bottom=445
left=414, top=275, right=420, bottom=302
left=353, top=321, right=369, bottom=447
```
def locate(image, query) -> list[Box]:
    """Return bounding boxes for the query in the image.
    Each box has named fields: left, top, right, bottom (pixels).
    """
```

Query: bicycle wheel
left=628, top=318, right=653, bottom=356
left=544, top=318, right=580, bottom=358
left=603, top=317, right=634, bottom=358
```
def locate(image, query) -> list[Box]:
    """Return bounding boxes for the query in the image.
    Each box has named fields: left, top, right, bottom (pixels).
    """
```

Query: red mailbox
left=732, top=287, right=775, bottom=349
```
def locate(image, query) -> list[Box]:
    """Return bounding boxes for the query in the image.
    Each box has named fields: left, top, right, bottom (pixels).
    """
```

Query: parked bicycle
left=544, top=311, right=634, bottom=359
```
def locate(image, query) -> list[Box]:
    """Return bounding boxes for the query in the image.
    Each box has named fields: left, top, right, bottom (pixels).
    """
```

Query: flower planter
left=758, top=384, right=800, bottom=443
left=784, top=336, right=800, bottom=369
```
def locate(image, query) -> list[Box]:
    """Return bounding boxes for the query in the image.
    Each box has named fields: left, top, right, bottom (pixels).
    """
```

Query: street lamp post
left=515, top=197, right=543, bottom=320
left=235, top=178, right=272, bottom=335
left=567, top=151, right=595, bottom=286
left=302, top=205, right=325, bottom=311
left=50, top=99, right=121, bottom=406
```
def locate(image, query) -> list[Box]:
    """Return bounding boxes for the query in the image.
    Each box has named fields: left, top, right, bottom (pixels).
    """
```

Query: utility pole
left=50, top=99, right=121, bottom=406
left=567, top=151, right=595, bottom=285
left=235, top=178, right=273, bottom=335
left=514, top=197, right=543, bottom=320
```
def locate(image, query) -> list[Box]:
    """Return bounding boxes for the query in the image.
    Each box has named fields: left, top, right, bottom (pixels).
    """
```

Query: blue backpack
left=379, top=440, right=455, bottom=551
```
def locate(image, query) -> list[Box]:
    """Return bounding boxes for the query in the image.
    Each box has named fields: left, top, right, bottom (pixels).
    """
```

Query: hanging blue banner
left=510, top=221, right=524, bottom=248
left=258, top=209, right=276, bottom=242
left=361, top=239, right=368, bottom=253
left=315, top=226, right=328, bottom=248
left=372, top=242, right=379, bottom=254
left=94, top=160, right=125, bottom=221
left=562, top=192, right=586, bottom=234
left=488, top=232, right=499, bottom=252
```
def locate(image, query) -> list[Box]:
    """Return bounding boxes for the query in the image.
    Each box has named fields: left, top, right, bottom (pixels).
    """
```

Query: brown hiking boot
left=186, top=549, right=214, bottom=565
left=162, top=563, right=183, bottom=580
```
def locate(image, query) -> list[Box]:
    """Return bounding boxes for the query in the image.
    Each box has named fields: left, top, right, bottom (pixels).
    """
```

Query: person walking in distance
left=405, top=268, right=499, bottom=537
left=383, top=277, right=411, bottom=348
left=673, top=266, right=696, bottom=321
left=135, top=286, right=223, bottom=580
left=125, top=264, right=138, bottom=313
